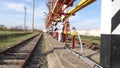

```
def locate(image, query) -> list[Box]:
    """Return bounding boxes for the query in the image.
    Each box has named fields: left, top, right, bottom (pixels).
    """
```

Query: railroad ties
left=82, top=42, right=100, bottom=52
left=0, top=33, right=42, bottom=68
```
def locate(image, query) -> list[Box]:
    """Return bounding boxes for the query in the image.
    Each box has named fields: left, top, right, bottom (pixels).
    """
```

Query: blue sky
left=0, top=0, right=101, bottom=30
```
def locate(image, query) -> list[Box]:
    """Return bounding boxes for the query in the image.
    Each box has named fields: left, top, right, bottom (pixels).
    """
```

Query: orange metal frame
left=45, top=0, right=96, bottom=48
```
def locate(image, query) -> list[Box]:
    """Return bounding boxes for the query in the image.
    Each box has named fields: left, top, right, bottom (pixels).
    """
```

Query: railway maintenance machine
left=45, top=0, right=120, bottom=68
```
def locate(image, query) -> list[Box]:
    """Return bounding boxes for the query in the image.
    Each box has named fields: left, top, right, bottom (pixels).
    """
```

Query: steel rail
left=0, top=33, right=40, bottom=55
left=0, top=33, right=42, bottom=68
left=22, top=34, right=43, bottom=68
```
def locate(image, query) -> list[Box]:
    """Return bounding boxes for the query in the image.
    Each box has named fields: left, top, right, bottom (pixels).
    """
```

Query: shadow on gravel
left=86, top=52, right=100, bottom=64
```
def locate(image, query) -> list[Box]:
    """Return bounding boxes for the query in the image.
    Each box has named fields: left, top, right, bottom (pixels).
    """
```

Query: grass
left=68, top=34, right=100, bottom=44
left=80, top=35, right=100, bottom=44
left=0, top=31, right=39, bottom=51
left=0, top=31, right=27, bottom=40
left=0, top=31, right=27, bottom=35
left=41, top=35, right=47, bottom=64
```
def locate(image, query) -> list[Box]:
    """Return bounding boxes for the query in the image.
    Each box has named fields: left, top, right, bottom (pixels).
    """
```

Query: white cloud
left=4, top=2, right=25, bottom=12
left=0, top=1, right=49, bottom=29
left=24, top=0, right=32, bottom=3
left=70, top=17, right=100, bottom=30
left=4, top=1, right=48, bottom=19
left=68, top=13, right=100, bottom=30
left=70, top=15, right=86, bottom=22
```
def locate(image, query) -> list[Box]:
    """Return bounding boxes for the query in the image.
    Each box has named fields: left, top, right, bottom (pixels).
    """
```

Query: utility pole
left=32, top=0, right=35, bottom=32
left=24, top=6, right=26, bottom=32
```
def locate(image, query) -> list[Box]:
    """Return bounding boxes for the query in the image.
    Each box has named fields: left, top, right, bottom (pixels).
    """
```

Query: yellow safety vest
left=71, top=30, right=77, bottom=36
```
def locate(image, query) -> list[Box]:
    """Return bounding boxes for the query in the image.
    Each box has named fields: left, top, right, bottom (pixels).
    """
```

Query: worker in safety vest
left=71, top=27, right=77, bottom=49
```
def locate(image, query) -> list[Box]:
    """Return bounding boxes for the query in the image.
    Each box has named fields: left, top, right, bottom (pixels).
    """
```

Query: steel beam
left=68, top=0, right=96, bottom=16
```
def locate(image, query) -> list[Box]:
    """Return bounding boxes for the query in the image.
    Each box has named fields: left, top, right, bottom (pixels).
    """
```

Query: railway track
left=0, top=33, right=42, bottom=68
left=67, top=40, right=100, bottom=52
left=26, top=34, right=48, bottom=68
left=65, top=39, right=102, bottom=68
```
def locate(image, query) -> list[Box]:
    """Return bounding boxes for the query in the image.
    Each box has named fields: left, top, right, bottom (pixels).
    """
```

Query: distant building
left=42, top=29, right=46, bottom=32
left=77, top=29, right=100, bottom=37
